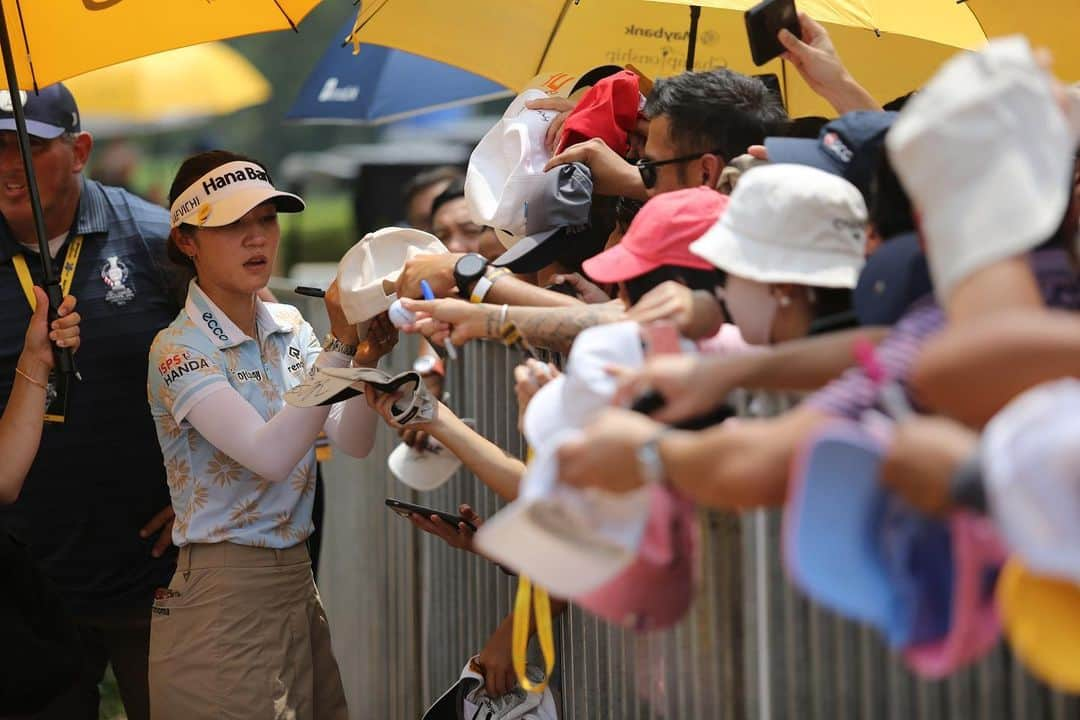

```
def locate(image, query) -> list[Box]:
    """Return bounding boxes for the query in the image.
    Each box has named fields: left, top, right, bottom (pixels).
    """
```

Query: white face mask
left=722, top=275, right=777, bottom=345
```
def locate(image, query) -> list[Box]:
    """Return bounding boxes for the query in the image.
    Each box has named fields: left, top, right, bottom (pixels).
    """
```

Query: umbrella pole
left=0, top=8, right=77, bottom=377
left=686, top=5, right=701, bottom=71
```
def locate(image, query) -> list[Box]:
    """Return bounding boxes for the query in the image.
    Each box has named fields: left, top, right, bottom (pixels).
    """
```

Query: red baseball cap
left=559, top=70, right=642, bottom=156
left=582, top=187, right=727, bottom=284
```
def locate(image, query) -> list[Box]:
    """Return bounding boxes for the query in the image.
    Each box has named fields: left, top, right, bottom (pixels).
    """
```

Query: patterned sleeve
left=299, top=320, right=324, bottom=373
left=148, top=329, right=230, bottom=423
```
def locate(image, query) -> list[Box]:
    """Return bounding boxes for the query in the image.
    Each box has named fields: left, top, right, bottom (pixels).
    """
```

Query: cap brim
left=199, top=188, right=305, bottom=227
left=997, top=559, right=1080, bottom=693
left=388, top=441, right=461, bottom=492
left=0, top=118, right=65, bottom=139
left=473, top=444, right=644, bottom=598
left=764, top=136, right=840, bottom=176
left=784, top=424, right=912, bottom=644
left=492, top=227, right=569, bottom=273
left=283, top=372, right=362, bottom=408
left=582, top=242, right=660, bottom=284
left=690, top=222, right=862, bottom=289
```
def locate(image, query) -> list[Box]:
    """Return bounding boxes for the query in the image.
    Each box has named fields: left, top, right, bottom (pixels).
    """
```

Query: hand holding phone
left=385, top=498, right=479, bottom=533
left=745, top=0, right=801, bottom=66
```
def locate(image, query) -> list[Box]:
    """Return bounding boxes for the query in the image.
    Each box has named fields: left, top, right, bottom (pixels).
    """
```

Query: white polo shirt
left=147, top=281, right=322, bottom=548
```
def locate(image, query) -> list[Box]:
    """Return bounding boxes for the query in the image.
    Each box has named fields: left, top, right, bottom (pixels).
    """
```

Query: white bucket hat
left=982, top=378, right=1080, bottom=585
left=387, top=440, right=462, bottom=492
left=886, top=36, right=1080, bottom=301
left=474, top=321, right=651, bottom=597
left=690, top=164, right=867, bottom=288
left=169, top=160, right=304, bottom=228
left=336, top=227, right=448, bottom=324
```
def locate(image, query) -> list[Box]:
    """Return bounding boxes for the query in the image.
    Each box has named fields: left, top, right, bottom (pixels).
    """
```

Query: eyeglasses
left=636, top=149, right=725, bottom=189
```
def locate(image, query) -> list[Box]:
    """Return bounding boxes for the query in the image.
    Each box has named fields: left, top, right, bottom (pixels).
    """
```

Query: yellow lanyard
left=511, top=447, right=556, bottom=694
left=12, top=235, right=83, bottom=310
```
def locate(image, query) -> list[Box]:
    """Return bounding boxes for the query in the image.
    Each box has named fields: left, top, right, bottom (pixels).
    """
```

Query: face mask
left=722, top=275, right=777, bottom=345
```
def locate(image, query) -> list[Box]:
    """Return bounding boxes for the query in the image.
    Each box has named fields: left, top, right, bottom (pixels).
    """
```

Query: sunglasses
left=636, top=148, right=725, bottom=189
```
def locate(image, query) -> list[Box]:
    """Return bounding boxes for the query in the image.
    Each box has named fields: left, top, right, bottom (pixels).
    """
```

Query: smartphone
left=753, top=72, right=786, bottom=110
left=745, top=0, right=801, bottom=66
left=384, top=498, right=478, bottom=532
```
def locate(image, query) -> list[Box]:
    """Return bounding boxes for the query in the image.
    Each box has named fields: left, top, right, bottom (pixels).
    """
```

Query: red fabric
left=583, top=187, right=728, bottom=283
left=559, top=70, right=641, bottom=155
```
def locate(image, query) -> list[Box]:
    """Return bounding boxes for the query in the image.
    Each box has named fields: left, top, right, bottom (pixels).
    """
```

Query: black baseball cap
left=492, top=162, right=593, bottom=273
left=0, top=83, right=80, bottom=139
left=765, top=111, right=897, bottom=201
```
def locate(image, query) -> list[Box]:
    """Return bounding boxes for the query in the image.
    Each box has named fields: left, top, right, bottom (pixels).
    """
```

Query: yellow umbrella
left=349, top=0, right=986, bottom=116
left=0, top=1, right=321, bottom=90
left=0, top=0, right=323, bottom=373
left=956, top=0, right=1080, bottom=82
left=65, top=43, right=271, bottom=130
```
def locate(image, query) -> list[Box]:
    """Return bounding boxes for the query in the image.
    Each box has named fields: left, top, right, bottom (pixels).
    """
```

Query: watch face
left=455, top=253, right=487, bottom=280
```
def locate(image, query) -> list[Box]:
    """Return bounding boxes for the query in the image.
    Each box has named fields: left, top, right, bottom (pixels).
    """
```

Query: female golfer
left=147, top=150, right=395, bottom=719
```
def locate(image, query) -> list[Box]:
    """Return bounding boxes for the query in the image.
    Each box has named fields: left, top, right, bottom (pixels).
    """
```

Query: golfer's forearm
left=428, top=405, right=524, bottom=501
left=913, top=309, right=1080, bottom=428
left=736, top=326, right=889, bottom=393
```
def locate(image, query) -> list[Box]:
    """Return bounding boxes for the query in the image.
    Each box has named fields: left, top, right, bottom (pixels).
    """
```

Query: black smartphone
left=384, top=498, right=478, bottom=532
left=745, top=0, right=801, bottom=66
left=753, top=72, right=786, bottom=110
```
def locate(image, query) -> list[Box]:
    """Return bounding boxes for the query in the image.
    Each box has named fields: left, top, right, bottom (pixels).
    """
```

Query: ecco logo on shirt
left=233, top=369, right=265, bottom=384
left=159, top=351, right=210, bottom=388
left=202, top=312, right=229, bottom=342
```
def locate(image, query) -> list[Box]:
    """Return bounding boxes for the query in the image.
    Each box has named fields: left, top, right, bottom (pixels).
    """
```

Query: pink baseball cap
left=902, top=513, right=1006, bottom=678
left=575, top=484, right=700, bottom=632
left=582, top=187, right=726, bottom=284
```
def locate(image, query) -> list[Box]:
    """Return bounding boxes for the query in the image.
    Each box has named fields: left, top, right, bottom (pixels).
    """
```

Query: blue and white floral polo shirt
left=148, top=280, right=322, bottom=548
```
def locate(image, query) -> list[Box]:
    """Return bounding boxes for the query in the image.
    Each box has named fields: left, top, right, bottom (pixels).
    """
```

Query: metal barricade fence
left=279, top=286, right=1078, bottom=720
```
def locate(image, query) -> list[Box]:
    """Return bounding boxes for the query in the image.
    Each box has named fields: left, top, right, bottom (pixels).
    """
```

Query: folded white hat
left=886, top=36, right=1079, bottom=302
left=475, top=321, right=651, bottom=597
left=465, top=88, right=562, bottom=240
left=284, top=367, right=436, bottom=425
left=690, top=164, right=867, bottom=289
left=474, top=435, right=650, bottom=598
left=982, top=378, right=1080, bottom=585
left=388, top=440, right=462, bottom=492
left=336, top=227, right=448, bottom=324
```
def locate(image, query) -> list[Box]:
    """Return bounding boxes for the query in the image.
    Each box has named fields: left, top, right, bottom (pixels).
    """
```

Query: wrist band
left=470, top=267, right=511, bottom=304
left=498, top=303, right=510, bottom=329
left=16, top=366, right=47, bottom=390
left=949, top=452, right=988, bottom=514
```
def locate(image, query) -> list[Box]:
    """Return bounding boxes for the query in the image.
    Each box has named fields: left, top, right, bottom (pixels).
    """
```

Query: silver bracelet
left=322, top=333, right=357, bottom=357
left=498, top=303, right=510, bottom=329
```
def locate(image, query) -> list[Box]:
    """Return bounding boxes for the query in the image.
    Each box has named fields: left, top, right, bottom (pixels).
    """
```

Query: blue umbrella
left=286, top=18, right=511, bottom=126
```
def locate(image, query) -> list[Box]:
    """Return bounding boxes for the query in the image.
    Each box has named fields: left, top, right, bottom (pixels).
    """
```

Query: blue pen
left=419, top=280, right=458, bottom=360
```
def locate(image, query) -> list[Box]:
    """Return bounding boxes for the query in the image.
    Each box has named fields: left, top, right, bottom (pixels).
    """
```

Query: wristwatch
left=636, top=428, right=673, bottom=486
left=453, top=253, right=488, bottom=298
left=322, top=333, right=357, bottom=357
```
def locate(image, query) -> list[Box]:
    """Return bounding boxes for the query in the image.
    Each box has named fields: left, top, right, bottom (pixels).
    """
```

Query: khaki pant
left=148, top=542, right=347, bottom=720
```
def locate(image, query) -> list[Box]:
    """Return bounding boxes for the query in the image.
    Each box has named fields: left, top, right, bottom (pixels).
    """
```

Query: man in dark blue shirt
left=0, top=84, right=180, bottom=720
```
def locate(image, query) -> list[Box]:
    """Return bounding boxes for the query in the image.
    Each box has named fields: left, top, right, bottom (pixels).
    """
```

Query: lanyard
left=510, top=446, right=556, bottom=695
left=11, top=235, right=84, bottom=311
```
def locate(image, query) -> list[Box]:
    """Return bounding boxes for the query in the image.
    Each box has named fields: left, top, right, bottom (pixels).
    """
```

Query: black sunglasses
left=636, top=148, right=725, bottom=189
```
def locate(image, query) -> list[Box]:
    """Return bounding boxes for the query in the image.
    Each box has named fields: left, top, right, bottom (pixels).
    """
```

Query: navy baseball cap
left=765, top=111, right=897, bottom=200
left=854, top=232, right=933, bottom=326
left=0, top=83, right=80, bottom=139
